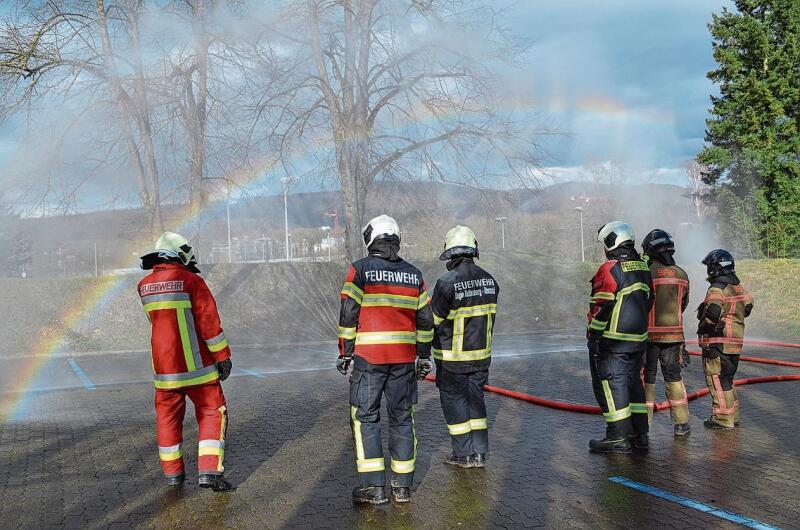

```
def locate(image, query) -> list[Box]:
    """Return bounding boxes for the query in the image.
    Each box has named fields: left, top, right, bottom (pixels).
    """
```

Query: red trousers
left=155, top=382, right=228, bottom=477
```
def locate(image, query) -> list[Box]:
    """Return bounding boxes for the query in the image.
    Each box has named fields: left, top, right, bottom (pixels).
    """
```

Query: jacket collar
left=368, top=237, right=401, bottom=261
left=447, top=256, right=474, bottom=271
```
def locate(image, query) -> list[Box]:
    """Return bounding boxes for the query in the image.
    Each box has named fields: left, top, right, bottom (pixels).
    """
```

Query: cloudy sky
left=506, top=0, right=731, bottom=182
left=0, top=0, right=732, bottom=210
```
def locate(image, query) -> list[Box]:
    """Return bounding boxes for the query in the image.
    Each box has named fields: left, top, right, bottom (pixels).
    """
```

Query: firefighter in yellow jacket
left=641, top=229, right=691, bottom=436
left=697, top=249, right=754, bottom=429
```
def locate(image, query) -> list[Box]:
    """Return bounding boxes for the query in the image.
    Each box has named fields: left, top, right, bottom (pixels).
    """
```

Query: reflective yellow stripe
left=198, top=447, right=223, bottom=457
left=433, top=313, right=446, bottom=326
left=470, top=418, right=488, bottom=430
left=589, top=319, right=607, bottom=331
left=608, top=282, right=651, bottom=340
left=143, top=300, right=192, bottom=312
left=447, top=303, right=497, bottom=319
left=361, top=293, right=418, bottom=309
left=447, top=420, right=472, bottom=436
left=159, top=451, right=182, bottom=461
left=418, top=291, right=431, bottom=309
left=341, top=282, right=364, bottom=303
left=630, top=402, right=648, bottom=414
left=338, top=326, right=357, bottom=340
left=207, top=338, right=229, bottom=353
left=433, top=348, right=491, bottom=362
left=351, top=406, right=384, bottom=473
left=175, top=309, right=197, bottom=371
left=218, top=406, right=226, bottom=472
left=153, top=370, right=219, bottom=390
left=357, top=458, right=386, bottom=473
left=603, top=406, right=631, bottom=422
left=416, top=329, right=434, bottom=343
left=391, top=458, right=415, bottom=474
left=603, top=331, right=648, bottom=341
left=355, top=331, right=417, bottom=345
left=591, top=292, right=615, bottom=301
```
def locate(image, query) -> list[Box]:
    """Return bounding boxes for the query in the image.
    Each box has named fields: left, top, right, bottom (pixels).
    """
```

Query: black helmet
left=641, top=229, right=674, bottom=258
left=702, top=249, right=735, bottom=278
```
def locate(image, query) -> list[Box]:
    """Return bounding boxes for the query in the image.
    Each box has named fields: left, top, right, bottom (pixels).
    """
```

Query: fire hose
left=423, top=339, right=800, bottom=414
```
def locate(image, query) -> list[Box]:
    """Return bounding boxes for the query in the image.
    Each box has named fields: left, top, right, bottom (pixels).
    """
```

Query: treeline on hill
left=698, top=0, right=800, bottom=258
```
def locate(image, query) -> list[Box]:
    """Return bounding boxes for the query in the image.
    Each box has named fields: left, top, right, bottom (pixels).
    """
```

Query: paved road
left=1, top=335, right=798, bottom=528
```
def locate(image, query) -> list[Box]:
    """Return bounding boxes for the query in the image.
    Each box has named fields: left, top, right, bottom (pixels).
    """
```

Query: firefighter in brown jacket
left=697, top=249, right=754, bottom=430
left=641, top=229, right=692, bottom=436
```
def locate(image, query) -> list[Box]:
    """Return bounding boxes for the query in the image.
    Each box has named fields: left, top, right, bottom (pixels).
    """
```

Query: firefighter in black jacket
left=431, top=226, right=499, bottom=468
left=587, top=221, right=654, bottom=454
left=337, top=215, right=435, bottom=505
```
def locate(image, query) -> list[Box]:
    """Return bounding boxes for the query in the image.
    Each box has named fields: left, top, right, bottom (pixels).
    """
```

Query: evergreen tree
left=699, top=0, right=800, bottom=257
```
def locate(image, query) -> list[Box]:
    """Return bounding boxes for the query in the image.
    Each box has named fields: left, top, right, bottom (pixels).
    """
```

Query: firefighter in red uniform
left=641, top=229, right=692, bottom=436
left=337, top=215, right=434, bottom=505
left=587, top=222, right=654, bottom=454
left=697, top=249, right=754, bottom=429
left=139, top=232, right=233, bottom=492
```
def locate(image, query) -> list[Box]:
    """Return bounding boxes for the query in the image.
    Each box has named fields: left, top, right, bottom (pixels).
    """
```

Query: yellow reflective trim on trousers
left=338, top=326, right=357, bottom=340
left=175, top=309, right=198, bottom=372
left=153, top=370, right=219, bottom=390
left=159, top=451, right=182, bottom=461
left=433, top=348, right=491, bottom=361
left=207, top=338, right=229, bottom=353
left=609, top=282, right=651, bottom=337
left=355, top=331, right=417, bottom=345
left=448, top=420, right=472, bottom=436
left=391, top=458, right=415, bottom=474
left=470, top=418, right=488, bottom=430
left=341, top=283, right=364, bottom=303
left=218, top=405, right=227, bottom=472
left=433, top=313, right=446, bottom=325
left=630, top=402, right=648, bottom=414
left=603, top=406, right=631, bottom=422
left=198, top=447, right=223, bottom=457
left=357, top=458, right=386, bottom=473
left=601, top=380, right=616, bottom=413
left=447, top=303, right=497, bottom=319
left=143, top=300, right=192, bottom=312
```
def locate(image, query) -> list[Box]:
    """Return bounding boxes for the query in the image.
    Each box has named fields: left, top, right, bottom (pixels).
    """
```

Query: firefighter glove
left=680, top=345, right=691, bottom=368
left=217, top=359, right=232, bottom=381
left=337, top=355, right=353, bottom=376
left=416, top=357, right=433, bottom=380
left=587, top=339, right=601, bottom=360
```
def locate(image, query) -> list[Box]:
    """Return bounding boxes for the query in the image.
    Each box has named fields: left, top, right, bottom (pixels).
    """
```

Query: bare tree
left=244, top=0, right=555, bottom=260
left=0, top=0, right=166, bottom=235
left=683, top=159, right=710, bottom=218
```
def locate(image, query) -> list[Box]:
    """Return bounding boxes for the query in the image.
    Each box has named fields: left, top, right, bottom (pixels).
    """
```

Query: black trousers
left=436, top=367, right=489, bottom=457
left=349, top=356, right=417, bottom=488
left=590, top=349, right=648, bottom=439
left=644, top=342, right=683, bottom=384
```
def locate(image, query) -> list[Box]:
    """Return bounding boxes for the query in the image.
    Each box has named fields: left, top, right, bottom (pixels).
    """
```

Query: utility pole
left=575, top=206, right=585, bottom=263
left=495, top=217, right=507, bottom=250
left=281, top=175, right=296, bottom=261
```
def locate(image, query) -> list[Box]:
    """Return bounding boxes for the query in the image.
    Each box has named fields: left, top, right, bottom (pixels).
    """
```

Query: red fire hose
left=424, top=339, right=800, bottom=415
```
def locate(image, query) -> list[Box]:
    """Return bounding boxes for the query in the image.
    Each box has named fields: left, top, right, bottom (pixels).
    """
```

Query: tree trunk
left=187, top=0, right=209, bottom=252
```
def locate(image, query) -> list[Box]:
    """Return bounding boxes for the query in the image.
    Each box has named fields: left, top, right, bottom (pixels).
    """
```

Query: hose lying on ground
left=423, top=339, right=800, bottom=415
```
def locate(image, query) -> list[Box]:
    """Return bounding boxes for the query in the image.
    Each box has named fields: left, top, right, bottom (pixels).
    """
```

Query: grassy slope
left=0, top=257, right=795, bottom=356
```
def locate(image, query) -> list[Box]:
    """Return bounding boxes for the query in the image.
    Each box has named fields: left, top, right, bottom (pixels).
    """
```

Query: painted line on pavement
left=608, top=476, right=780, bottom=530
left=67, top=358, right=96, bottom=390
left=237, top=367, right=266, bottom=379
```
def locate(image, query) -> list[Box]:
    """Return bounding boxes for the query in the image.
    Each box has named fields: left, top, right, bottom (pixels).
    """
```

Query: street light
left=574, top=207, right=585, bottom=263
left=281, top=175, right=297, bottom=261
left=495, top=217, right=507, bottom=250
left=321, top=225, right=332, bottom=262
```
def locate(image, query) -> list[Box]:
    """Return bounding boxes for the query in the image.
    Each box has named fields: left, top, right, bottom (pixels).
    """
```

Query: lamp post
left=321, top=225, right=332, bottom=261
left=574, top=206, right=585, bottom=263
left=495, top=217, right=507, bottom=250
left=281, top=175, right=296, bottom=261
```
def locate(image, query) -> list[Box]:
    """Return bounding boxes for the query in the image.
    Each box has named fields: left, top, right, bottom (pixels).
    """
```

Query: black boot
left=674, top=423, right=691, bottom=436
left=473, top=453, right=487, bottom=468
left=199, top=474, right=234, bottom=492
left=589, top=437, right=632, bottom=454
left=352, top=485, right=388, bottom=505
left=704, top=417, right=733, bottom=430
left=629, top=434, right=649, bottom=452
left=444, top=452, right=474, bottom=468
left=392, top=486, right=410, bottom=503
left=166, top=473, right=185, bottom=487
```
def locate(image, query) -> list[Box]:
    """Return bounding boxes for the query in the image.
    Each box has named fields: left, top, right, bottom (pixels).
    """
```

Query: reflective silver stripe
left=183, top=309, right=204, bottom=369
left=159, top=444, right=181, bottom=453
left=141, top=292, right=191, bottom=305
left=199, top=440, right=225, bottom=448
left=154, top=364, right=219, bottom=381
left=205, top=333, right=226, bottom=346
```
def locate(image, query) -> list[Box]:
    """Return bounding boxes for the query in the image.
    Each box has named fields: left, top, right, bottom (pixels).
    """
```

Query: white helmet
left=362, top=214, right=400, bottom=248
left=141, top=231, right=200, bottom=272
left=597, top=221, right=634, bottom=252
left=440, top=225, right=478, bottom=261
